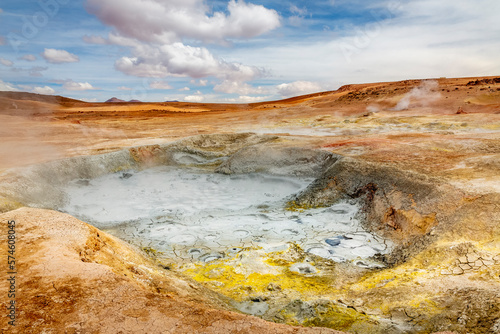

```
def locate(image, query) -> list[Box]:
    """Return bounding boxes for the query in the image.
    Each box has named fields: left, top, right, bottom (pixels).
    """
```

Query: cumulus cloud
left=277, top=81, right=322, bottom=97
left=42, top=48, right=80, bottom=64
left=86, top=0, right=280, bottom=45
left=32, top=86, right=56, bottom=95
left=0, top=80, right=18, bottom=91
left=149, top=80, right=173, bottom=90
left=62, top=80, right=96, bottom=91
left=184, top=94, right=204, bottom=102
left=115, top=42, right=262, bottom=81
left=19, top=54, right=37, bottom=61
left=179, top=87, right=190, bottom=91
left=85, top=0, right=278, bottom=90
left=0, top=58, right=13, bottom=67
left=214, top=80, right=267, bottom=95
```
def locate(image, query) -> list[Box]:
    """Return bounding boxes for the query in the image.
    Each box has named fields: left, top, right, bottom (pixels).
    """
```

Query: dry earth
left=0, top=76, right=499, bottom=333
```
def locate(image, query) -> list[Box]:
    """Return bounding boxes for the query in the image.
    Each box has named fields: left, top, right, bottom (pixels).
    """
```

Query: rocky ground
left=0, top=76, right=499, bottom=333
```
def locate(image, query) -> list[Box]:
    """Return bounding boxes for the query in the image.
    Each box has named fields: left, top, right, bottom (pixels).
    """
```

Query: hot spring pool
left=59, top=166, right=389, bottom=265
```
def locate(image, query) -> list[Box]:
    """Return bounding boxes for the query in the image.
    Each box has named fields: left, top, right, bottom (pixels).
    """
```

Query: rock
left=325, top=237, right=342, bottom=247
left=456, top=107, right=467, bottom=114
left=267, top=283, right=282, bottom=292
left=458, top=256, right=468, bottom=264
left=452, top=267, right=464, bottom=275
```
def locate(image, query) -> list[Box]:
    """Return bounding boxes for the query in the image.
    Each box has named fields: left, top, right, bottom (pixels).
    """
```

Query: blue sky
left=0, top=0, right=499, bottom=102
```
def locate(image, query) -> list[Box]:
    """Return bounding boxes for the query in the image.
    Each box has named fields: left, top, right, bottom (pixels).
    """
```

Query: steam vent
left=1, top=77, right=500, bottom=333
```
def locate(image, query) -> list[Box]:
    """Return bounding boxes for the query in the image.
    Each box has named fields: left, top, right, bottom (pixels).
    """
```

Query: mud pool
left=59, top=166, right=390, bottom=266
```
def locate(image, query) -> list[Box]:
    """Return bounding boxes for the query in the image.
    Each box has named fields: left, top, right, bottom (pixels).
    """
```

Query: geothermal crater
left=59, top=166, right=390, bottom=266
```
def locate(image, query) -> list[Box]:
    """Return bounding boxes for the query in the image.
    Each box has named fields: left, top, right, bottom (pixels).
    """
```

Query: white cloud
left=118, top=86, right=132, bottom=90
left=42, top=48, right=80, bottom=64
left=80, top=97, right=98, bottom=102
left=184, top=94, right=204, bottom=102
left=224, top=95, right=269, bottom=103
left=0, top=58, right=13, bottom=67
left=115, top=42, right=262, bottom=81
left=214, top=80, right=267, bottom=95
left=86, top=0, right=278, bottom=89
left=62, top=80, right=96, bottom=91
left=149, top=80, right=173, bottom=90
left=277, top=81, right=322, bottom=97
left=0, top=36, right=6, bottom=46
left=0, top=80, right=18, bottom=91
left=19, top=54, right=37, bottom=61
left=86, top=0, right=280, bottom=45
left=32, top=86, right=56, bottom=95
left=179, top=87, right=190, bottom=91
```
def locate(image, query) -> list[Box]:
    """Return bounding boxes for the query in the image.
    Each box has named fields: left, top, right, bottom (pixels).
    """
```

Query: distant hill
left=128, top=99, right=142, bottom=103
left=105, top=97, right=126, bottom=103
left=0, top=91, right=84, bottom=105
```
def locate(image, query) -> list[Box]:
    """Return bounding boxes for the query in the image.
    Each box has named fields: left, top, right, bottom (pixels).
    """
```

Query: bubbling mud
left=59, top=166, right=390, bottom=266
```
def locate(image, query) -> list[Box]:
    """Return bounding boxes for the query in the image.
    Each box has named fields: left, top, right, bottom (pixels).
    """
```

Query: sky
left=0, top=0, right=499, bottom=103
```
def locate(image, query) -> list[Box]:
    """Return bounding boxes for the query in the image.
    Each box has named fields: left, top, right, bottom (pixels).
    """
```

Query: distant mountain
left=165, top=100, right=179, bottom=103
left=105, top=97, right=126, bottom=103
left=128, top=99, right=142, bottom=103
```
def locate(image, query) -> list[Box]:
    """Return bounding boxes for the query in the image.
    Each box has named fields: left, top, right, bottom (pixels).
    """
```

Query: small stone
left=474, top=260, right=484, bottom=267
left=459, top=263, right=472, bottom=270
left=493, top=254, right=500, bottom=263
left=452, top=267, right=464, bottom=275
left=267, top=283, right=282, bottom=292
left=441, top=269, right=452, bottom=275
left=466, top=253, right=480, bottom=263
left=325, top=237, right=342, bottom=247
left=458, top=256, right=468, bottom=264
